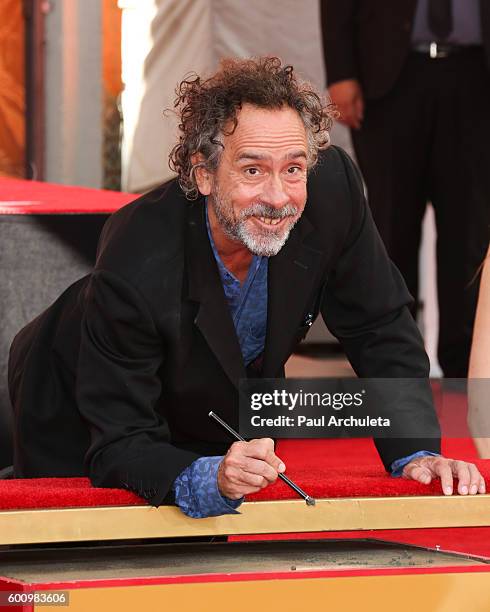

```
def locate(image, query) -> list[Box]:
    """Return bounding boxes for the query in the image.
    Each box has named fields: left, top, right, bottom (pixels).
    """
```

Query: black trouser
left=352, top=47, right=490, bottom=377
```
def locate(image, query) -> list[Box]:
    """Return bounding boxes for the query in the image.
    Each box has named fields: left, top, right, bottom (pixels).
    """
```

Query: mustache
left=239, top=203, right=299, bottom=220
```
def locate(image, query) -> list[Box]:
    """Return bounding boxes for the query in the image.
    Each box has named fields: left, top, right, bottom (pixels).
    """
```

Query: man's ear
left=191, top=153, right=212, bottom=196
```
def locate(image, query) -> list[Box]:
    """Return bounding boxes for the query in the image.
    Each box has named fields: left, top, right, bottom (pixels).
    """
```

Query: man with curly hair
left=9, top=57, right=485, bottom=517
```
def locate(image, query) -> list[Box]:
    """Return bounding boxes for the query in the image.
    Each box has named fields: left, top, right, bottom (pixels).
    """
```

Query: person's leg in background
left=352, top=49, right=490, bottom=377
left=430, top=48, right=490, bottom=377
left=350, top=54, right=433, bottom=320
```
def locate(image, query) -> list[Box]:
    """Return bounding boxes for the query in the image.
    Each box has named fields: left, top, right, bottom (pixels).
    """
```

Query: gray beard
left=210, top=188, right=299, bottom=257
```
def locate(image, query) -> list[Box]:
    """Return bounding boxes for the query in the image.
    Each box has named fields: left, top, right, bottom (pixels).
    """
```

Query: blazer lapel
left=186, top=201, right=246, bottom=387
left=262, top=214, right=324, bottom=377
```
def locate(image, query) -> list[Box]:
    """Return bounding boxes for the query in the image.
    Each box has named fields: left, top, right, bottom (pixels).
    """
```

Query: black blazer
left=321, top=0, right=490, bottom=99
left=8, top=147, right=440, bottom=505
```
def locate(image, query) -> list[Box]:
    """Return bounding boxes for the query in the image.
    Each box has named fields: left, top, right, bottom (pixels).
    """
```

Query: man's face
left=205, top=104, right=309, bottom=257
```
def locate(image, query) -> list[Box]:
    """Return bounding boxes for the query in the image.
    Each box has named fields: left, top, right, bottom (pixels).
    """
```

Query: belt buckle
left=430, top=42, right=448, bottom=59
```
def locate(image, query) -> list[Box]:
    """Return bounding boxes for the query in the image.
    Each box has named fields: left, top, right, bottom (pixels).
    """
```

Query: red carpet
left=0, top=438, right=488, bottom=511
left=0, top=478, right=142, bottom=510
left=0, top=177, right=136, bottom=214
left=246, top=437, right=487, bottom=501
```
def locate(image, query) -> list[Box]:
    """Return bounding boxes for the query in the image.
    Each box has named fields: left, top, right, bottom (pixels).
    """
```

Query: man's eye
left=245, top=168, right=260, bottom=175
left=287, top=166, right=302, bottom=174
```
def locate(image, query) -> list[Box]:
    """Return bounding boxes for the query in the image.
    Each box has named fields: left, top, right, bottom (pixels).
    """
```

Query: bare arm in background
left=468, top=245, right=490, bottom=457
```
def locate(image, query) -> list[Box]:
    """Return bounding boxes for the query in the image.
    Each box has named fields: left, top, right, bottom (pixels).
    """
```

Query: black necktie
left=428, top=0, right=453, bottom=41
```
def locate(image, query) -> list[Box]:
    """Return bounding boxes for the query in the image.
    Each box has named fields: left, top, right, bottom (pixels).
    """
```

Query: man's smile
left=250, top=215, right=290, bottom=228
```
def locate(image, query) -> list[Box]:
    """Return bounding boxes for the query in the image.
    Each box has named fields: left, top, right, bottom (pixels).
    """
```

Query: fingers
left=342, top=95, right=364, bottom=129
left=402, top=461, right=433, bottom=485
left=477, top=468, right=486, bottom=495
left=217, top=438, right=286, bottom=500
left=339, top=101, right=364, bottom=129
left=245, top=438, right=286, bottom=474
left=451, top=460, right=486, bottom=495
left=404, top=456, right=486, bottom=496
left=217, top=455, right=265, bottom=500
left=335, top=103, right=355, bottom=128
left=434, top=458, right=454, bottom=495
left=240, top=456, right=280, bottom=484
left=328, top=80, right=364, bottom=130
left=354, top=95, right=365, bottom=124
left=335, top=101, right=362, bottom=129
left=468, top=463, right=485, bottom=495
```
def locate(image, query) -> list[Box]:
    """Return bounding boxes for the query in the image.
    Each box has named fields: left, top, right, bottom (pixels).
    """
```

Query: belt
left=412, top=42, right=482, bottom=59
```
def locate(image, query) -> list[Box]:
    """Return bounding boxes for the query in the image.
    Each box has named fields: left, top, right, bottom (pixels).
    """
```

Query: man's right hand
left=328, top=79, right=364, bottom=130
left=217, top=438, right=286, bottom=500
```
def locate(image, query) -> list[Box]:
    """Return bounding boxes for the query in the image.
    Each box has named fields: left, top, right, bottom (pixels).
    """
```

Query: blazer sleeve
left=77, top=269, right=200, bottom=506
left=321, top=148, right=441, bottom=469
left=321, top=0, right=361, bottom=86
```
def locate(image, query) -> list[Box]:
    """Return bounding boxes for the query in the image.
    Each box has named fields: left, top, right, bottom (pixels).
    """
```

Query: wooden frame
left=1, top=494, right=489, bottom=545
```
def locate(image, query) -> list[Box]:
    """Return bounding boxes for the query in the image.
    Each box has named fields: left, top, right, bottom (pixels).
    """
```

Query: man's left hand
left=402, top=455, right=486, bottom=495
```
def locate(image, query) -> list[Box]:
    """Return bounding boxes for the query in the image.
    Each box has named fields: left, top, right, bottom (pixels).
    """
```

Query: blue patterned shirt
left=205, top=203, right=268, bottom=365
left=172, top=456, right=242, bottom=518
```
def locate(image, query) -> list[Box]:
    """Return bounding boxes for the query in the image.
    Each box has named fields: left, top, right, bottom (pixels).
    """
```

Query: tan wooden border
left=1, top=494, right=490, bottom=545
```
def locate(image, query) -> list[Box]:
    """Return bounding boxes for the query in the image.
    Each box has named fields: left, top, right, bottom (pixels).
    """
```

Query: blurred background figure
left=120, top=0, right=330, bottom=191
left=468, top=244, right=490, bottom=458
left=322, top=0, right=490, bottom=377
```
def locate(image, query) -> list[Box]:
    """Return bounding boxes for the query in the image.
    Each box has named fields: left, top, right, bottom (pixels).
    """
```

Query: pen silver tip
left=305, top=496, right=316, bottom=506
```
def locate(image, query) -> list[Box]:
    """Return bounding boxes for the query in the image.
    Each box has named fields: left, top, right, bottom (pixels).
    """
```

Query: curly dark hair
left=168, top=56, right=335, bottom=199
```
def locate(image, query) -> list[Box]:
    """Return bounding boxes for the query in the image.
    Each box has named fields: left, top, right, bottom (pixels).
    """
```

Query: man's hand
left=328, top=79, right=364, bottom=130
left=402, top=455, right=486, bottom=495
left=217, top=438, right=285, bottom=500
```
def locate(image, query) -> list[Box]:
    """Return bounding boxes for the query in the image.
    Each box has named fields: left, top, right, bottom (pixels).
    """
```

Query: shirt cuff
left=390, top=451, right=440, bottom=477
left=172, top=456, right=244, bottom=518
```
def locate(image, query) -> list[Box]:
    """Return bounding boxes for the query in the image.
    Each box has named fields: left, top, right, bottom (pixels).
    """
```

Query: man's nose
left=262, top=174, right=290, bottom=208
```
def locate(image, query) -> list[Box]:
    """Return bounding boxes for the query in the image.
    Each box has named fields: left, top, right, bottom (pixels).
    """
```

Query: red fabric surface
left=0, top=478, right=142, bottom=510
left=246, top=437, right=489, bottom=501
left=0, top=177, right=136, bottom=214
left=0, top=438, right=488, bottom=511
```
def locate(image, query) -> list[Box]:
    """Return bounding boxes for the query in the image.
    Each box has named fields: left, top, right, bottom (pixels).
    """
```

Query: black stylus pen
left=209, top=411, right=316, bottom=506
